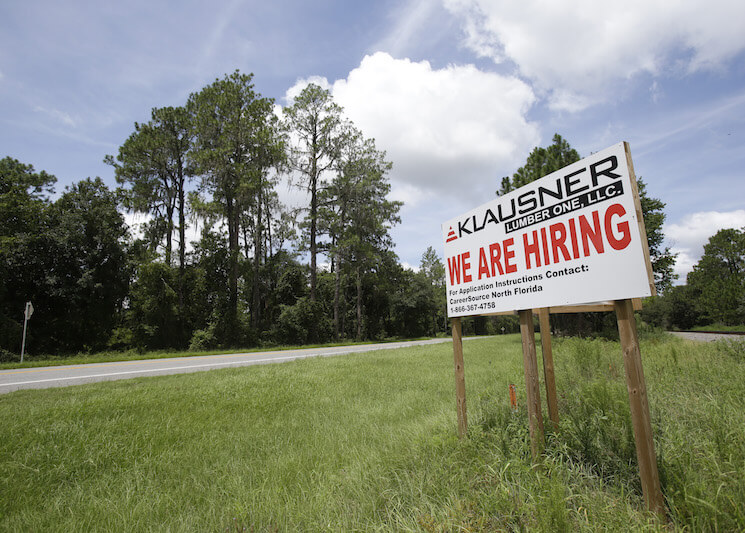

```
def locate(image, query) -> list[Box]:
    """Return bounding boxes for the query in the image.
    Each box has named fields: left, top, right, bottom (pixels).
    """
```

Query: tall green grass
left=2, top=334, right=744, bottom=531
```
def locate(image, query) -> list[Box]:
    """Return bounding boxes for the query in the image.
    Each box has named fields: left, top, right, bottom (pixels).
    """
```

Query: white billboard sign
left=442, top=142, right=654, bottom=318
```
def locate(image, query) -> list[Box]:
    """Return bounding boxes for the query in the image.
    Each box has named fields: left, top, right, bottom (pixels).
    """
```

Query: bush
left=107, top=326, right=135, bottom=351
left=0, top=348, right=17, bottom=362
left=273, top=297, right=333, bottom=345
left=0, top=315, right=23, bottom=356
left=189, top=322, right=218, bottom=351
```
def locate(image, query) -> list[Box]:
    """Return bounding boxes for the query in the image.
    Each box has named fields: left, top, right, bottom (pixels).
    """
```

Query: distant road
left=0, top=338, right=465, bottom=394
left=669, top=331, right=744, bottom=343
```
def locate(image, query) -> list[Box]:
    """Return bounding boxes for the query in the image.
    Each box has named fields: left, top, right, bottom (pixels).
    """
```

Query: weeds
left=473, top=334, right=745, bottom=531
left=714, top=338, right=745, bottom=362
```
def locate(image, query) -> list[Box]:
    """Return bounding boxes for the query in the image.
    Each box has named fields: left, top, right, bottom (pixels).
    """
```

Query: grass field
left=2, top=334, right=745, bottom=531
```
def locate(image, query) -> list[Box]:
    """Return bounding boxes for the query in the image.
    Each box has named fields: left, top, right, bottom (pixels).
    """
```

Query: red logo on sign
left=446, top=227, right=457, bottom=243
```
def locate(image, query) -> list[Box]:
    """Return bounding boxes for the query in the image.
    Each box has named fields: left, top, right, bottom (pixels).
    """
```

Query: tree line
left=3, top=85, right=736, bottom=358
left=642, top=227, right=745, bottom=330
left=0, top=72, right=449, bottom=358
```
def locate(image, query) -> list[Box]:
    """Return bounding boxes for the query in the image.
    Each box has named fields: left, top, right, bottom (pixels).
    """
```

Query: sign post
left=519, top=308, right=544, bottom=457
left=442, top=142, right=665, bottom=517
left=451, top=317, right=467, bottom=437
left=20, top=301, right=33, bottom=363
left=615, top=298, right=665, bottom=516
left=538, top=308, right=559, bottom=431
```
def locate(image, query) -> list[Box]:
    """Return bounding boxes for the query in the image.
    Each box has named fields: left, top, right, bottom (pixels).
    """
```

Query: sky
left=2, top=0, right=745, bottom=282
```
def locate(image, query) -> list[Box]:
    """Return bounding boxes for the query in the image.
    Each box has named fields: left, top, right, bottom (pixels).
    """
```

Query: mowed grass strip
left=2, top=334, right=745, bottom=531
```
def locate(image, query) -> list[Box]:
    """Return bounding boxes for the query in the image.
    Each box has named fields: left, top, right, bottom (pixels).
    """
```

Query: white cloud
left=122, top=211, right=151, bottom=238
left=444, top=0, right=745, bottom=110
left=389, top=182, right=430, bottom=209
left=196, top=0, right=245, bottom=71
left=665, top=210, right=745, bottom=280
left=33, top=105, right=77, bottom=127
left=371, top=0, right=440, bottom=57
left=401, top=261, right=421, bottom=272
left=284, top=53, right=539, bottom=207
left=649, top=81, right=662, bottom=104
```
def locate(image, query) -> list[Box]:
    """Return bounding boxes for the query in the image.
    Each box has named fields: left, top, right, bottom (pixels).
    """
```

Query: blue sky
left=2, top=0, right=745, bottom=280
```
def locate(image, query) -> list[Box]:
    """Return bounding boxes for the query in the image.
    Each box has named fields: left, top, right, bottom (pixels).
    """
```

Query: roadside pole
left=20, top=301, right=33, bottom=363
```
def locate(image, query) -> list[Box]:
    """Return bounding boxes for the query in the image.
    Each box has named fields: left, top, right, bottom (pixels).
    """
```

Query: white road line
left=0, top=353, right=314, bottom=388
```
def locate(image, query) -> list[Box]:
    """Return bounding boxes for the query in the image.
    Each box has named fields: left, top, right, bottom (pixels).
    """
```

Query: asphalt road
left=0, top=338, right=458, bottom=394
left=669, top=331, right=744, bottom=343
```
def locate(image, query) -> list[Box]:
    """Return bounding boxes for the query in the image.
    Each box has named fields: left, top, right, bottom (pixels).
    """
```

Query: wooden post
left=451, top=317, right=467, bottom=438
left=538, top=308, right=559, bottom=431
left=614, top=299, right=665, bottom=518
left=519, top=309, right=544, bottom=459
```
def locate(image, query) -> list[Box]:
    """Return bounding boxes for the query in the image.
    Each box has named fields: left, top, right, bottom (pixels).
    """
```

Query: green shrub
left=188, top=323, right=218, bottom=351
left=0, top=347, right=17, bottom=362
left=107, top=326, right=135, bottom=351
left=273, top=297, right=332, bottom=345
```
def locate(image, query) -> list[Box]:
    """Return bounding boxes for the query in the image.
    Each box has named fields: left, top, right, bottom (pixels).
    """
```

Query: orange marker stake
left=509, top=383, right=518, bottom=412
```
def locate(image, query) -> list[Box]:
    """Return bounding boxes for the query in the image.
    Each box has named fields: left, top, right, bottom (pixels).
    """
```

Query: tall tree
left=105, top=106, right=194, bottom=341
left=47, top=178, right=131, bottom=352
left=687, top=227, right=745, bottom=325
left=318, top=125, right=360, bottom=338
left=0, top=176, right=130, bottom=354
left=420, top=246, right=447, bottom=334
left=283, top=83, right=345, bottom=302
left=0, top=158, right=57, bottom=355
left=105, top=106, right=192, bottom=269
left=188, top=71, right=284, bottom=343
left=0, top=157, right=56, bottom=240
left=240, top=171, right=291, bottom=329
left=322, top=135, right=401, bottom=339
